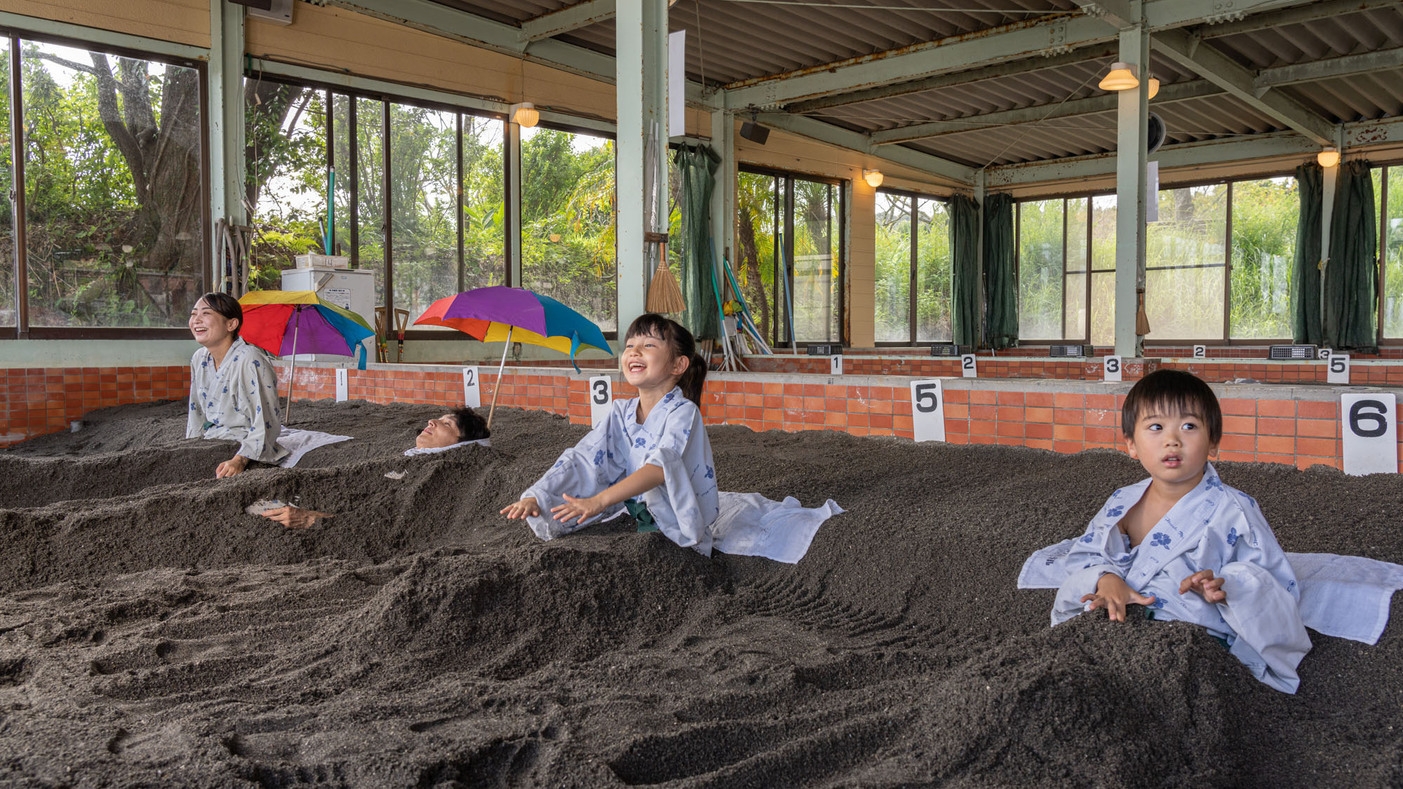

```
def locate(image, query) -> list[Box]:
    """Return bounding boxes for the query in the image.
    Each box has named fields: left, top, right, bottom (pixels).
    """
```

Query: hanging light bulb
left=1317, top=147, right=1340, bottom=168
left=1147, top=77, right=1160, bottom=100
left=511, top=102, right=539, bottom=128
left=862, top=169, right=884, bottom=188
left=1099, top=62, right=1139, bottom=92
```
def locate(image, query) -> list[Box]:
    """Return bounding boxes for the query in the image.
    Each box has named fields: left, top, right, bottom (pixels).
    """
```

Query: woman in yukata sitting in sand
left=503, top=313, right=841, bottom=563
left=262, top=406, right=491, bottom=530
left=186, top=292, right=287, bottom=478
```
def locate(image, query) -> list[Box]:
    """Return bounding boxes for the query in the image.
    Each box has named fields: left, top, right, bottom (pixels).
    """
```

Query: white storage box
left=294, top=254, right=350, bottom=269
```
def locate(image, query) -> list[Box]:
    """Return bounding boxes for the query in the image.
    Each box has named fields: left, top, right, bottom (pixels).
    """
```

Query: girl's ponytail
left=679, top=352, right=708, bottom=407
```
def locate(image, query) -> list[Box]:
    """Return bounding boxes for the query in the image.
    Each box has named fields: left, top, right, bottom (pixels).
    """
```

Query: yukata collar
left=629, top=386, right=684, bottom=427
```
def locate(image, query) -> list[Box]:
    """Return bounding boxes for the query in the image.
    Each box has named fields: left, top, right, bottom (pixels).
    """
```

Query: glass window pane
left=1064, top=197, right=1088, bottom=341
left=246, top=82, right=326, bottom=291
left=915, top=197, right=951, bottom=342
left=1090, top=195, right=1117, bottom=346
left=0, top=39, right=12, bottom=327
left=1385, top=168, right=1403, bottom=338
left=24, top=43, right=203, bottom=327
left=331, top=93, right=351, bottom=263
left=873, top=191, right=910, bottom=343
left=462, top=115, right=505, bottom=291
left=1229, top=178, right=1295, bottom=340
left=389, top=104, right=457, bottom=321
left=1018, top=199, right=1064, bottom=340
left=1146, top=184, right=1227, bottom=340
left=791, top=179, right=838, bottom=342
left=521, top=126, right=617, bottom=333
left=356, top=98, right=386, bottom=312
left=736, top=171, right=777, bottom=343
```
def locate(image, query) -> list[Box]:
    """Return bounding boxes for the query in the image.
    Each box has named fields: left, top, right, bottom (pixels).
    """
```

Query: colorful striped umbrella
left=239, top=289, right=375, bottom=421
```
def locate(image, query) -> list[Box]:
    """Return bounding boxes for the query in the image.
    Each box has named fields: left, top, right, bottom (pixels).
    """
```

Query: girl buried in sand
left=503, top=314, right=842, bottom=563
left=502, top=313, right=721, bottom=554
left=186, top=292, right=287, bottom=478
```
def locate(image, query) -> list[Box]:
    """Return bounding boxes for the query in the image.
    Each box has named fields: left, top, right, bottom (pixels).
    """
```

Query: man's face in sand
left=416, top=414, right=463, bottom=449
left=189, top=299, right=239, bottom=348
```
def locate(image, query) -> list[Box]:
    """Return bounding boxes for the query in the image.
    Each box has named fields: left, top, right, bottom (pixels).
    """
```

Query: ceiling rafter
left=753, top=111, right=977, bottom=184
left=519, top=0, right=617, bottom=44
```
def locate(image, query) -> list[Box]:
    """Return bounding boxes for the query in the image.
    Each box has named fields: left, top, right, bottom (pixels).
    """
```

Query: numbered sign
left=588, top=375, right=613, bottom=427
left=1103, top=355, right=1123, bottom=382
left=1327, top=354, right=1350, bottom=385
left=830, top=354, right=843, bottom=376
left=960, top=354, right=978, bottom=379
left=1318, top=347, right=1332, bottom=360
left=909, top=379, right=946, bottom=443
left=462, top=366, right=481, bottom=408
left=1193, top=345, right=1206, bottom=359
left=1341, top=393, right=1397, bottom=476
left=335, top=368, right=348, bottom=402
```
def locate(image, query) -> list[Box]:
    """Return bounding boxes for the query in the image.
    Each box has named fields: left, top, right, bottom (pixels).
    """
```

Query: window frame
left=874, top=186, right=951, bottom=347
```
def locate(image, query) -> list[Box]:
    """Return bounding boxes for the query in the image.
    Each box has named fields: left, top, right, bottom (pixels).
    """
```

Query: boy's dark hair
left=1122, top=369, right=1222, bottom=444
left=624, top=313, right=708, bottom=407
left=197, top=292, right=244, bottom=340
left=451, top=406, right=490, bottom=441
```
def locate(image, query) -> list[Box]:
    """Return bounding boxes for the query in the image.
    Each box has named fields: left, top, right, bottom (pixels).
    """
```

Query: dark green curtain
left=1291, top=162, right=1323, bottom=344
left=982, top=193, right=1017, bottom=350
left=1323, top=159, right=1377, bottom=349
left=674, top=144, right=721, bottom=340
left=950, top=194, right=981, bottom=347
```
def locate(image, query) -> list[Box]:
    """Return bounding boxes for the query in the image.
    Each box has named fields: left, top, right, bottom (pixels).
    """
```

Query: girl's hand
left=500, top=497, right=540, bottom=520
left=216, top=455, right=249, bottom=478
left=1081, top=573, right=1157, bottom=622
left=1180, top=569, right=1228, bottom=603
left=552, top=494, right=606, bottom=525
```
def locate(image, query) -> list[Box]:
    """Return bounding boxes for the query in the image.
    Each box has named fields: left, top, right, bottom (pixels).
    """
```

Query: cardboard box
left=294, top=254, right=350, bottom=269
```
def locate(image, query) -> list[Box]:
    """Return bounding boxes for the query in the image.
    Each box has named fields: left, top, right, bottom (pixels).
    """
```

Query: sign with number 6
left=588, top=375, right=613, bottom=427
left=909, top=379, right=946, bottom=442
left=462, top=366, right=481, bottom=408
left=1341, top=393, right=1397, bottom=476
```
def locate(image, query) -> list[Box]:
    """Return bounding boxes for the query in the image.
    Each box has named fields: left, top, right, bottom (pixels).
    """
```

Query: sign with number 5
left=910, top=379, right=946, bottom=442
left=588, top=375, right=613, bottom=427
left=1327, top=354, right=1350, bottom=385
left=1341, top=393, right=1397, bottom=475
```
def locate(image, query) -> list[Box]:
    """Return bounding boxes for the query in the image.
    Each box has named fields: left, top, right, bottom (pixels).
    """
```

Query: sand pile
left=1, top=399, right=1400, bottom=786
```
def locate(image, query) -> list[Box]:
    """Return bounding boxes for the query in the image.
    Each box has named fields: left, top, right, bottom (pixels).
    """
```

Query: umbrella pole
left=486, top=326, right=512, bottom=430
left=285, top=308, right=301, bottom=425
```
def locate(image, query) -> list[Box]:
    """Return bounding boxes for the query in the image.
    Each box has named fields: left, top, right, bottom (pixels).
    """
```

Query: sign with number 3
left=588, top=375, right=613, bottom=427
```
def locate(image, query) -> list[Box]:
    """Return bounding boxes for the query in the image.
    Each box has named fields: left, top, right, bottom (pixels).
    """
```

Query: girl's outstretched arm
left=553, top=464, right=666, bottom=525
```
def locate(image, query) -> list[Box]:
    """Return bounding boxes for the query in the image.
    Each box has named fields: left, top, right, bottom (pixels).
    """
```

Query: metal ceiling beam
left=785, top=43, right=1119, bottom=115
left=754, top=112, right=976, bottom=184
left=868, top=79, right=1221, bottom=145
left=722, top=0, right=1320, bottom=110
left=1256, top=46, right=1403, bottom=89
left=1152, top=28, right=1335, bottom=145
left=1191, top=0, right=1403, bottom=40
left=519, top=0, right=616, bottom=44
left=1077, top=0, right=1136, bottom=29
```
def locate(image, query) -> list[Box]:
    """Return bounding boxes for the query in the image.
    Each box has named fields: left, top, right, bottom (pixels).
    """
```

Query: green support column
left=1113, top=21, right=1149, bottom=359
left=209, top=1, right=245, bottom=286
left=709, top=108, right=735, bottom=309
left=616, top=0, right=668, bottom=330
left=507, top=119, right=523, bottom=287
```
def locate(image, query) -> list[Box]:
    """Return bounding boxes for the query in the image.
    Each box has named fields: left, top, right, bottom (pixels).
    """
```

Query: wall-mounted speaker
left=739, top=121, right=769, bottom=145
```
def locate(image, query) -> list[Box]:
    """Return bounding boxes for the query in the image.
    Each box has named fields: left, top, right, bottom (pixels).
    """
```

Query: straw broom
left=645, top=232, right=686, bottom=314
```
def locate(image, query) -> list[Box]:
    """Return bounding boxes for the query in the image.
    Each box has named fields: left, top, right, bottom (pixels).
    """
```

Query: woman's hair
left=625, top=313, right=707, bottom=406
left=451, top=406, right=490, bottom=440
left=1121, top=369, right=1223, bottom=444
left=196, top=292, right=244, bottom=340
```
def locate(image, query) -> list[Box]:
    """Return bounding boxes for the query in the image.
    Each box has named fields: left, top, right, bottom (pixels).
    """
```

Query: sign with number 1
left=830, top=354, right=842, bottom=375
left=588, top=375, right=613, bottom=427
left=462, top=367, right=481, bottom=408
left=909, top=379, right=946, bottom=442
left=335, top=368, right=348, bottom=402
left=1341, top=393, right=1397, bottom=476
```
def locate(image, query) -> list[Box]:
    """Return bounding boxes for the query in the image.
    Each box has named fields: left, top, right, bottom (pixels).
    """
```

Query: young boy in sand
left=1051, top=369, right=1311, bottom=693
left=501, top=313, right=721, bottom=554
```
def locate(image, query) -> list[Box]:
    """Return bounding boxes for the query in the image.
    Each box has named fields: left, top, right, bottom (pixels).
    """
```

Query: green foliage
left=1018, top=199, right=1065, bottom=340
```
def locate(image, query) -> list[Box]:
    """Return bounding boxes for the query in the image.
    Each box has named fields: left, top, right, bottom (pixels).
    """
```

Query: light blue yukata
left=1051, top=463, right=1311, bottom=693
left=185, top=337, right=288, bottom=465
left=521, top=386, right=721, bottom=555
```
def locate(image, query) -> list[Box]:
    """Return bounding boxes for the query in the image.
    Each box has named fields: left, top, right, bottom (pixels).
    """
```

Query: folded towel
left=1019, top=539, right=1403, bottom=645
left=276, top=428, right=352, bottom=468
left=402, top=438, right=491, bottom=456
left=711, top=492, right=844, bottom=564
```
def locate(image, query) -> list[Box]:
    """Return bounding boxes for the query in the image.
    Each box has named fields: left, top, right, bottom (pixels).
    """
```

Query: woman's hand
left=216, top=455, right=250, bottom=478
left=500, top=497, right=541, bottom=520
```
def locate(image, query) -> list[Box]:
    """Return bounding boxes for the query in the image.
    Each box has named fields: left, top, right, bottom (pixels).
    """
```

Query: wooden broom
left=645, top=231, right=686, bottom=314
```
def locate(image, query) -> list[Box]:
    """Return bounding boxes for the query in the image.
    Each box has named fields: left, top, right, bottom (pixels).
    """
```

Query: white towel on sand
left=1019, top=539, right=1403, bottom=645
left=276, top=428, right=352, bottom=468
left=402, top=438, right=492, bottom=456
left=711, top=492, right=844, bottom=564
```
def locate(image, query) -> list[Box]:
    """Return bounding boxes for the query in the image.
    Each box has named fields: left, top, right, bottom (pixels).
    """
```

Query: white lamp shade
left=1099, top=62, right=1139, bottom=92
left=1147, top=77, right=1160, bottom=100
left=512, top=103, right=539, bottom=127
left=1317, top=148, right=1340, bottom=168
left=862, top=169, right=884, bottom=188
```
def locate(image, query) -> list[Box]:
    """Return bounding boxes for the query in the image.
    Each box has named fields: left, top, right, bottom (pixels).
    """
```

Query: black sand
left=1, top=399, right=1401, bottom=787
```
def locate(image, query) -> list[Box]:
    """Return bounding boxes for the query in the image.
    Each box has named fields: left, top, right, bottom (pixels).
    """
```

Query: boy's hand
left=1081, top=573, right=1157, bottom=622
left=261, top=505, right=329, bottom=530
left=500, top=497, right=540, bottom=520
left=552, top=494, right=607, bottom=525
left=1180, top=569, right=1228, bottom=603
left=216, top=455, right=249, bottom=478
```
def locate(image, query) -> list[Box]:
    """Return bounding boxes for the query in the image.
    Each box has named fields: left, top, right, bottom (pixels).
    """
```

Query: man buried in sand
left=186, top=292, right=288, bottom=478
left=1048, top=370, right=1311, bottom=693
left=261, top=406, right=490, bottom=529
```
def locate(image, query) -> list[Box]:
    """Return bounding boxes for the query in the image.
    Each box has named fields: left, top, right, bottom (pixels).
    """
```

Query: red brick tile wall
left=2, top=363, right=1399, bottom=473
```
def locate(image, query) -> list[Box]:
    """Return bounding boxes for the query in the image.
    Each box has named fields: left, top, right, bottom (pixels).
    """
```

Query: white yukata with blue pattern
left=1052, top=463, right=1311, bottom=693
left=521, top=386, right=721, bottom=555
left=185, top=337, right=288, bottom=465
